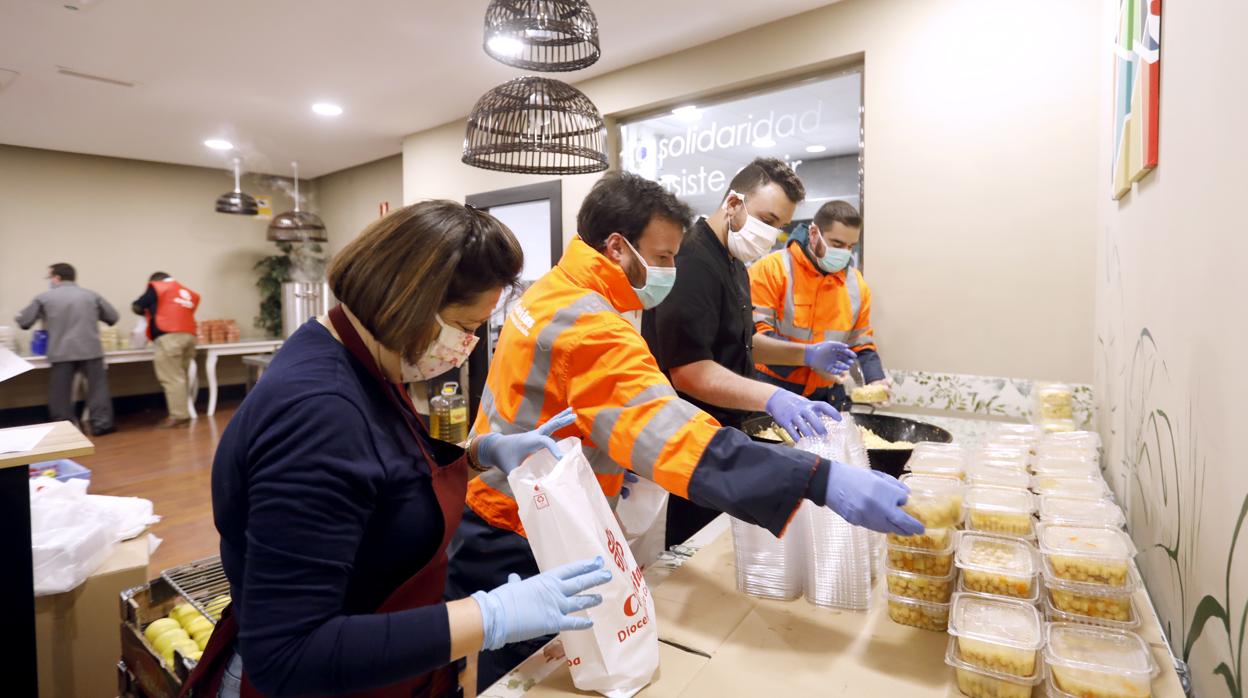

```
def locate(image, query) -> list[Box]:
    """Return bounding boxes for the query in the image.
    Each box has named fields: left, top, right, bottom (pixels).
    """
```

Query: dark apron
left=180, top=306, right=469, bottom=698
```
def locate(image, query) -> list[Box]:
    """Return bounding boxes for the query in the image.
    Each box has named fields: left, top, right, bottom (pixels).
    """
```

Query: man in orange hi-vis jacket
left=447, top=173, right=922, bottom=691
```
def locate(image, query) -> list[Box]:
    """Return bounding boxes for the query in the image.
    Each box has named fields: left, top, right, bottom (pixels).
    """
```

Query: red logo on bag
left=605, top=529, right=626, bottom=572
left=534, top=493, right=548, bottom=509
left=623, top=593, right=642, bottom=617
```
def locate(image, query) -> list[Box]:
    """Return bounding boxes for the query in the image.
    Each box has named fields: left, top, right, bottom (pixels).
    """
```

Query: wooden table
left=0, top=421, right=94, bottom=697
left=20, top=339, right=281, bottom=417
left=514, top=527, right=1187, bottom=698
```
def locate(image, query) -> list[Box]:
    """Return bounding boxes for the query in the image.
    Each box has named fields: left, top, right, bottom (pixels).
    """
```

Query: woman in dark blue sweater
left=183, top=202, right=611, bottom=698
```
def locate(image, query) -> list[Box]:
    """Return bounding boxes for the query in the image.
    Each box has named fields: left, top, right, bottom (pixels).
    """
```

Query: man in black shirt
left=643, top=158, right=857, bottom=545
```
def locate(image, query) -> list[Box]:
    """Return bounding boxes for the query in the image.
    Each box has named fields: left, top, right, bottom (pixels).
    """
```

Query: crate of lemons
left=142, top=595, right=230, bottom=669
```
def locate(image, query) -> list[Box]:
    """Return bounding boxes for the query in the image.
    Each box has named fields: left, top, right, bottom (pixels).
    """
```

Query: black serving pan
left=740, top=413, right=953, bottom=478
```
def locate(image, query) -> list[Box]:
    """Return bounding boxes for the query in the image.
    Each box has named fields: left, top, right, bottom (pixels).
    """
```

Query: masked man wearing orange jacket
left=446, top=173, right=922, bottom=691
left=749, top=200, right=889, bottom=410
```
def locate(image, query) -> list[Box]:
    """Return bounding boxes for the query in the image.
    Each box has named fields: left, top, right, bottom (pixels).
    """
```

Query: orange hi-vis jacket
left=749, top=241, right=877, bottom=397
left=467, top=238, right=822, bottom=538
left=147, top=279, right=200, bottom=339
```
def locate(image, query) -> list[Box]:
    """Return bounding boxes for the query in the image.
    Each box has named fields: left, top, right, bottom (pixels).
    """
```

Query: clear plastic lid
left=1031, top=455, right=1101, bottom=478
left=965, top=486, right=1035, bottom=515
left=1044, top=624, right=1158, bottom=682
left=1043, top=590, right=1140, bottom=630
left=1044, top=430, right=1102, bottom=449
left=992, top=423, right=1046, bottom=439
left=968, top=465, right=1033, bottom=489
left=886, top=590, right=951, bottom=611
left=905, top=451, right=966, bottom=478
left=1037, top=441, right=1099, bottom=458
left=888, top=527, right=958, bottom=555
left=913, top=442, right=966, bottom=456
left=900, top=473, right=965, bottom=496
left=884, top=557, right=958, bottom=582
left=1039, top=525, right=1137, bottom=560
left=944, top=637, right=1046, bottom=688
left=1039, top=496, right=1126, bottom=528
left=1031, top=475, right=1112, bottom=500
left=949, top=593, right=1044, bottom=650
left=1043, top=559, right=1143, bottom=595
left=957, top=533, right=1039, bottom=577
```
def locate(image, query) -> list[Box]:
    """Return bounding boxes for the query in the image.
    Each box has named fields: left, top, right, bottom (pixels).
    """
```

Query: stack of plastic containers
left=1038, top=496, right=1126, bottom=530
left=963, top=486, right=1036, bottom=538
left=945, top=593, right=1045, bottom=698
left=1044, top=624, right=1158, bottom=698
left=956, top=533, right=1040, bottom=604
left=730, top=515, right=806, bottom=600
left=886, top=473, right=964, bottom=630
left=1033, top=381, right=1078, bottom=433
left=1039, top=525, right=1141, bottom=630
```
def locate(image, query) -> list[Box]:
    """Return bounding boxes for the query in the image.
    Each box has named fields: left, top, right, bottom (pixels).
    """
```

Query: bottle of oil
left=430, top=382, right=469, bottom=444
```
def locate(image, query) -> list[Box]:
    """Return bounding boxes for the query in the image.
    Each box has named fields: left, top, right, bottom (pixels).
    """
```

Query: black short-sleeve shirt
left=642, top=217, right=755, bottom=428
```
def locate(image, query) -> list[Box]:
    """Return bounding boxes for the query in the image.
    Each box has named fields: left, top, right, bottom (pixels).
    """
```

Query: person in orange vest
left=132, top=272, right=201, bottom=427
left=749, top=201, right=889, bottom=410
left=447, top=172, right=922, bottom=691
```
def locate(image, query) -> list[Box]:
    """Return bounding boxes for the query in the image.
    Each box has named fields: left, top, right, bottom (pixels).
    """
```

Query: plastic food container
left=949, top=593, right=1043, bottom=677
left=1042, top=419, right=1079, bottom=434
left=885, top=592, right=949, bottom=631
left=956, top=533, right=1038, bottom=600
left=888, top=532, right=956, bottom=576
left=1032, top=475, right=1112, bottom=500
left=1044, top=564, right=1141, bottom=622
left=904, top=451, right=966, bottom=480
left=945, top=637, right=1044, bottom=698
left=1044, top=430, right=1103, bottom=450
left=992, top=423, right=1046, bottom=440
left=1039, top=496, right=1126, bottom=528
left=1045, top=624, right=1157, bottom=698
left=957, top=571, right=1039, bottom=605
left=1032, top=454, right=1101, bottom=478
left=887, top=527, right=953, bottom=551
left=964, top=486, right=1036, bottom=537
left=968, top=464, right=1033, bottom=490
left=884, top=559, right=956, bottom=603
left=898, top=474, right=964, bottom=529
left=1040, top=525, right=1136, bottom=587
left=1045, top=588, right=1140, bottom=631
left=1035, top=382, right=1076, bottom=420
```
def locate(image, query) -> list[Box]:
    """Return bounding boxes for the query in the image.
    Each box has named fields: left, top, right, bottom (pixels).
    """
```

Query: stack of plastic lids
left=730, top=513, right=807, bottom=601
left=841, top=414, right=886, bottom=576
left=800, top=415, right=876, bottom=611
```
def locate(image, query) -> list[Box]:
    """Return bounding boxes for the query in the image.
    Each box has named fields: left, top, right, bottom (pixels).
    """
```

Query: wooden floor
left=78, top=401, right=241, bottom=573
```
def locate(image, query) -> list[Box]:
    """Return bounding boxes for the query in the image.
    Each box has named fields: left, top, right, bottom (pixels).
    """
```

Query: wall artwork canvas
left=1112, top=0, right=1162, bottom=200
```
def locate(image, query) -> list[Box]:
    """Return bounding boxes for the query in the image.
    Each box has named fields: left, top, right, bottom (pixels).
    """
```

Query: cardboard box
left=35, top=536, right=150, bottom=698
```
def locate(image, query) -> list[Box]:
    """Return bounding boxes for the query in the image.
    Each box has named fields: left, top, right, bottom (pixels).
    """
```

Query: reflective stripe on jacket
left=749, top=241, right=877, bottom=396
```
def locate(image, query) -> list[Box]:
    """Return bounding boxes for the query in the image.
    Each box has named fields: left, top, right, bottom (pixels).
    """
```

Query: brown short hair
left=328, top=201, right=523, bottom=359
left=577, top=172, right=693, bottom=251
left=813, top=200, right=862, bottom=231
left=724, top=157, right=806, bottom=204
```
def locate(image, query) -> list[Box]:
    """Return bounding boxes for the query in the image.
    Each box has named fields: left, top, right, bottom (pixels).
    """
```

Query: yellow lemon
left=194, top=633, right=212, bottom=651
left=153, top=628, right=190, bottom=656
left=204, top=595, right=231, bottom=618
left=188, top=650, right=203, bottom=662
left=169, top=603, right=197, bottom=625
left=184, top=616, right=214, bottom=637
left=144, top=618, right=181, bottom=643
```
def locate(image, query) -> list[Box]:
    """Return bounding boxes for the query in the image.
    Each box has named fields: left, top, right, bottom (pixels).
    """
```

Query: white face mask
left=400, top=315, right=480, bottom=382
left=723, top=190, right=782, bottom=263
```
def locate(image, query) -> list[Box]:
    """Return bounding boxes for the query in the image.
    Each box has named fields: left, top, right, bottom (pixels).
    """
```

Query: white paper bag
left=614, top=475, right=668, bottom=567
left=509, top=438, right=659, bottom=698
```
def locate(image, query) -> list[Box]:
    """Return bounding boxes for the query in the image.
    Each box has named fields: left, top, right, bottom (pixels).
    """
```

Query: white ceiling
left=0, top=0, right=837, bottom=178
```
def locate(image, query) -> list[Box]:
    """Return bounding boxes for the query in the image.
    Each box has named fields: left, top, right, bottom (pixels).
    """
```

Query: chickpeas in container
left=1031, top=474, right=1113, bottom=501
left=885, top=592, right=950, bottom=632
left=1043, top=562, right=1142, bottom=624
left=948, top=593, right=1044, bottom=678
left=944, top=637, right=1044, bottom=698
left=887, top=530, right=956, bottom=577
left=1039, top=525, right=1137, bottom=587
left=887, top=526, right=954, bottom=552
left=1044, top=624, right=1158, bottom=698
left=963, top=486, right=1036, bottom=538
left=898, top=474, right=964, bottom=529
left=956, top=533, right=1039, bottom=601
left=884, top=558, right=956, bottom=603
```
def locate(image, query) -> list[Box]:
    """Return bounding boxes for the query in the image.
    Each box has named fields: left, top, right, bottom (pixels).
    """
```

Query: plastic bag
left=614, top=475, right=668, bottom=568
left=510, top=438, right=659, bottom=698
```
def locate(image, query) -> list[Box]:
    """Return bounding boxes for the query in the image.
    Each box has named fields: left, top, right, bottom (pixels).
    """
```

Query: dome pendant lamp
left=267, top=161, right=327, bottom=242
left=483, top=0, right=600, bottom=72
left=215, top=158, right=259, bottom=216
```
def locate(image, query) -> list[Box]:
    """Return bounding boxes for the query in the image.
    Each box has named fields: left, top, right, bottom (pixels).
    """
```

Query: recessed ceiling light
left=203, top=139, right=234, bottom=151
left=312, top=102, right=343, bottom=116
left=487, top=35, right=525, bottom=57
left=752, top=136, right=776, bottom=149
left=672, top=105, right=700, bottom=122
left=805, top=144, right=827, bottom=154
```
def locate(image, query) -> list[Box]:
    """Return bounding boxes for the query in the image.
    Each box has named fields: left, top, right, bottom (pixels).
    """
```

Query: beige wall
left=1094, top=1, right=1248, bottom=695
left=311, top=153, right=403, bottom=255
left=403, top=0, right=1100, bottom=383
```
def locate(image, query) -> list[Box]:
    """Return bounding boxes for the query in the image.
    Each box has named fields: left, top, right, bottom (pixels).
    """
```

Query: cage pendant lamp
left=216, top=158, right=259, bottom=215
left=462, top=76, right=607, bottom=175
left=268, top=162, right=328, bottom=242
left=484, top=0, right=600, bottom=72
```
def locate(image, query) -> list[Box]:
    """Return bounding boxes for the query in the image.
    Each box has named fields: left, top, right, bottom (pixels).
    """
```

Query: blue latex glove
left=825, top=463, right=924, bottom=536
left=765, top=389, right=841, bottom=441
left=620, top=471, right=640, bottom=499
left=804, top=341, right=857, bottom=375
left=477, top=408, right=577, bottom=474
left=472, top=557, right=612, bottom=651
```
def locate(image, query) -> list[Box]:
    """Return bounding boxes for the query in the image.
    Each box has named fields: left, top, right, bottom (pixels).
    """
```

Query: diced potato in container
left=944, top=637, right=1043, bottom=698
left=1040, top=525, right=1136, bottom=587
left=949, top=593, right=1044, bottom=678
left=886, top=593, right=949, bottom=631
left=1044, top=624, right=1157, bottom=698
left=964, top=486, right=1035, bottom=537
left=885, top=561, right=956, bottom=603
left=956, top=533, right=1039, bottom=600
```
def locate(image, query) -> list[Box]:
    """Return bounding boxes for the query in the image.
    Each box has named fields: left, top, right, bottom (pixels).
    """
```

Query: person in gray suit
left=16, top=263, right=120, bottom=435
